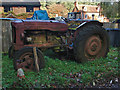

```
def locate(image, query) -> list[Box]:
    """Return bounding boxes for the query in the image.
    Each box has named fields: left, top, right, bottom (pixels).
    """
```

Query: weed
left=2, top=48, right=119, bottom=88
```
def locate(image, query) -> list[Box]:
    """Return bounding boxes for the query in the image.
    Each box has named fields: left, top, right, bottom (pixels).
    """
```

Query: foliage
left=7, top=11, right=16, bottom=16
left=78, top=2, right=99, bottom=5
left=61, top=2, right=74, bottom=12
left=100, top=2, right=119, bottom=19
left=118, top=1, right=120, bottom=17
left=1, top=11, right=34, bottom=19
left=2, top=47, right=119, bottom=88
left=41, top=1, right=74, bottom=13
left=1, top=11, right=16, bottom=18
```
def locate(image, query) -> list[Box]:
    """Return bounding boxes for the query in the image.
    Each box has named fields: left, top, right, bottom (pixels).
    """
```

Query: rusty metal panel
left=14, top=43, right=63, bottom=50
left=23, top=20, right=68, bottom=31
left=12, top=20, right=68, bottom=31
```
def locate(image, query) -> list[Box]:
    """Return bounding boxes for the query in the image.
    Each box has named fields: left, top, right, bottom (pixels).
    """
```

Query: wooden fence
left=1, top=20, right=120, bottom=52
left=1, top=20, right=12, bottom=52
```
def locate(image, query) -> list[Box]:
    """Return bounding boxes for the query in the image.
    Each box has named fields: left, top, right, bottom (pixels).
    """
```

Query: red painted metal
left=11, top=20, right=68, bottom=50
left=16, top=52, right=34, bottom=71
left=12, top=20, right=68, bottom=31
left=14, top=43, right=65, bottom=50
left=11, top=19, right=102, bottom=51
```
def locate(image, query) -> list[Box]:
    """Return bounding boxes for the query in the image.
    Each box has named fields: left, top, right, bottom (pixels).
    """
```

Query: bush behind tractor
left=9, top=10, right=109, bottom=72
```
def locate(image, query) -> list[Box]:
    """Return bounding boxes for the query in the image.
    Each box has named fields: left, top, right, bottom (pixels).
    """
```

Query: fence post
left=1, top=20, right=12, bottom=53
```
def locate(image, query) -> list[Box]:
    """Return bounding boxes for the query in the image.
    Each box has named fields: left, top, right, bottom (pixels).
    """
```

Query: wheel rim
left=16, top=52, right=34, bottom=71
left=85, top=35, right=102, bottom=60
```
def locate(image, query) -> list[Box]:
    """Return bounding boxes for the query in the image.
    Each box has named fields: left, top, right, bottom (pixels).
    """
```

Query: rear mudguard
left=73, top=21, right=103, bottom=37
left=68, top=20, right=103, bottom=30
left=76, top=21, right=103, bottom=30
left=68, top=21, right=103, bottom=48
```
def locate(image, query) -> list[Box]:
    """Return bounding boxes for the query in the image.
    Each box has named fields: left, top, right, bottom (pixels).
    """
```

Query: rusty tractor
left=9, top=10, right=109, bottom=72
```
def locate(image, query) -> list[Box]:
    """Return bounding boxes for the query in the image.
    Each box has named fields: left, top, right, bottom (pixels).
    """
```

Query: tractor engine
left=22, top=30, right=74, bottom=52
left=21, top=30, right=73, bottom=52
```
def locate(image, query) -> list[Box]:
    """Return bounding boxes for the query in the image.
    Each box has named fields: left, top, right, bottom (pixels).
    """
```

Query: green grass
left=2, top=47, right=119, bottom=88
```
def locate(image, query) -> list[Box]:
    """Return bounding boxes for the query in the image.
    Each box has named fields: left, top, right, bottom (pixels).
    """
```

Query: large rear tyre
left=73, top=24, right=109, bottom=63
left=14, top=47, right=45, bottom=72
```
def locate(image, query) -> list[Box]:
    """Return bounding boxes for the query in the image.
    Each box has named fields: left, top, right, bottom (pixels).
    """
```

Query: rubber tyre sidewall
left=14, top=47, right=45, bottom=71
left=73, top=24, right=109, bottom=63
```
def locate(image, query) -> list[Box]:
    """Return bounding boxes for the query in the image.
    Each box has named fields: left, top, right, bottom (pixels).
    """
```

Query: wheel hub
left=16, top=52, right=34, bottom=71
left=85, top=36, right=102, bottom=56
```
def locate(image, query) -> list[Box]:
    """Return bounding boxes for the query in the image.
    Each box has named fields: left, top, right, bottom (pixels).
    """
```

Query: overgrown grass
left=2, top=47, right=119, bottom=88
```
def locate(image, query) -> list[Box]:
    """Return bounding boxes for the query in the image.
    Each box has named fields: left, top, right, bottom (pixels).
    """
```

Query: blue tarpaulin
left=26, top=10, right=49, bottom=20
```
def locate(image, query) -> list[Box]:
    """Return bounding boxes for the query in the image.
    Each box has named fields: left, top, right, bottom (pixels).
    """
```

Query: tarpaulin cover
left=26, top=10, right=49, bottom=20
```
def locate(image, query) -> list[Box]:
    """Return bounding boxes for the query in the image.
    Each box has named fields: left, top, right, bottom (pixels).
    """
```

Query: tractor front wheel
left=14, top=47, right=45, bottom=72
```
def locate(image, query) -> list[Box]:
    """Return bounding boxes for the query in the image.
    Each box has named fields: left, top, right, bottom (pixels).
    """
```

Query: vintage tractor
left=9, top=10, right=109, bottom=71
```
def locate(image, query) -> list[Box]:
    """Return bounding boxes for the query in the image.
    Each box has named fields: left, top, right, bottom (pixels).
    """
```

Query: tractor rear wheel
left=73, top=24, right=109, bottom=63
left=14, top=47, right=45, bottom=72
